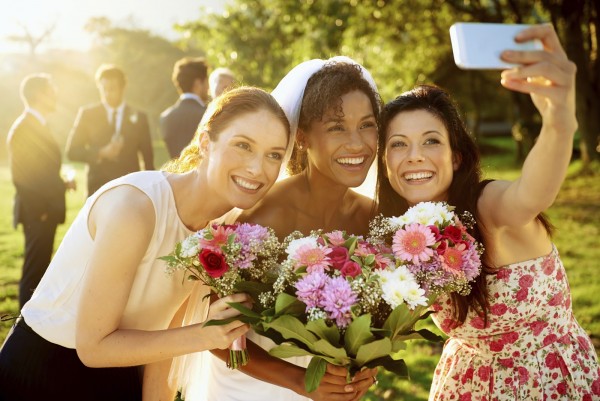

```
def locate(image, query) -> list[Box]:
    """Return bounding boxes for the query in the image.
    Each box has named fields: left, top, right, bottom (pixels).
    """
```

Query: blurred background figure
left=160, top=57, right=209, bottom=159
left=209, top=67, right=237, bottom=100
left=7, top=73, right=75, bottom=308
left=66, top=64, right=154, bottom=196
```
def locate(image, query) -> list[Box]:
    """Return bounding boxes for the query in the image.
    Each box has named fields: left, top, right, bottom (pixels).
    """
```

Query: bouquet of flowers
left=213, top=202, right=483, bottom=392
left=160, top=223, right=281, bottom=369
left=368, top=201, right=483, bottom=297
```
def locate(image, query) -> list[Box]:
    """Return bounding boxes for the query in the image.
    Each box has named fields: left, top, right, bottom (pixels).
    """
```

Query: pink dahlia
left=392, top=223, right=436, bottom=264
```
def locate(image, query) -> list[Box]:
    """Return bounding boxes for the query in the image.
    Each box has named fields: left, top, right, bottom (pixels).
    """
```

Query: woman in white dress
left=186, top=57, right=380, bottom=401
left=0, top=87, right=290, bottom=401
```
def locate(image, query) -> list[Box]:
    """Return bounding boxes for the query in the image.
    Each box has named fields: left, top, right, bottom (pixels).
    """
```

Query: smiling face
left=301, top=90, right=377, bottom=188
left=203, top=108, right=289, bottom=210
left=384, top=109, right=459, bottom=206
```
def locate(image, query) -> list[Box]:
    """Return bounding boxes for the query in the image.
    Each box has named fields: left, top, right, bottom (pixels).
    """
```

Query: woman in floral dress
left=376, top=24, right=599, bottom=400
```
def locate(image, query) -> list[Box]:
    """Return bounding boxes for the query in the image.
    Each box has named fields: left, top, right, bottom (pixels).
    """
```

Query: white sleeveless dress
left=21, top=171, right=197, bottom=348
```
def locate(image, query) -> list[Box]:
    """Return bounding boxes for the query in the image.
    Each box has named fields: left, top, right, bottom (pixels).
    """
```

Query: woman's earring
left=297, top=143, right=304, bottom=151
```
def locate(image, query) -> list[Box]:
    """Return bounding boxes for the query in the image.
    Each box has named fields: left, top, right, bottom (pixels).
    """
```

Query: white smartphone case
left=450, top=23, right=543, bottom=69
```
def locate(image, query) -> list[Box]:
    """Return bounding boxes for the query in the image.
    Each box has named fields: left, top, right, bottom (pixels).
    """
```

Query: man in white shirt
left=160, top=57, right=210, bottom=159
left=66, top=64, right=154, bottom=196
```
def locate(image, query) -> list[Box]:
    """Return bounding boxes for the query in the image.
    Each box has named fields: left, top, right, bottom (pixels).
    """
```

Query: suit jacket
left=66, top=103, right=154, bottom=195
left=7, top=112, right=66, bottom=227
left=160, top=98, right=206, bottom=158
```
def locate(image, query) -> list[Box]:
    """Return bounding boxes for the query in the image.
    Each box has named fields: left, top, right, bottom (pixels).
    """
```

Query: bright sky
left=0, top=0, right=226, bottom=53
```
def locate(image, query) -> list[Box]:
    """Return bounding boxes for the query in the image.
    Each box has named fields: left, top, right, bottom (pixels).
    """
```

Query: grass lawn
left=0, top=138, right=598, bottom=400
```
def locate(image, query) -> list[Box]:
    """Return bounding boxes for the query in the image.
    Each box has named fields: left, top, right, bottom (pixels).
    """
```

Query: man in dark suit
left=66, top=64, right=154, bottom=196
left=7, top=74, right=75, bottom=308
left=160, top=57, right=209, bottom=159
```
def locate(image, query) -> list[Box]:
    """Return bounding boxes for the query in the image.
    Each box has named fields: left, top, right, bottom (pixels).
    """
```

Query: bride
left=175, top=56, right=380, bottom=401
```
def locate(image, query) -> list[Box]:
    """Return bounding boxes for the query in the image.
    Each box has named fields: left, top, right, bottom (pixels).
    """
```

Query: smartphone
left=449, top=23, right=543, bottom=70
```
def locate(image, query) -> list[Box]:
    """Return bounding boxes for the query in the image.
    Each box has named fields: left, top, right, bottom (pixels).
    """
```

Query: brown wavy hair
left=286, top=62, right=382, bottom=176
left=162, top=86, right=290, bottom=173
left=376, top=84, right=553, bottom=324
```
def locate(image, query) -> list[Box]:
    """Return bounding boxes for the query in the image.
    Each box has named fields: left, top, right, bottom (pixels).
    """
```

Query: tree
left=6, top=22, right=56, bottom=57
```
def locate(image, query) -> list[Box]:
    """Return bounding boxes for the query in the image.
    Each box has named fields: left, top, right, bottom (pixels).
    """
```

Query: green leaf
left=355, top=337, right=392, bottom=366
left=203, top=314, right=259, bottom=327
left=305, top=357, right=328, bottom=393
left=269, top=344, right=315, bottom=359
left=313, top=339, right=348, bottom=364
left=344, top=314, right=375, bottom=356
left=345, top=236, right=358, bottom=254
left=227, top=301, right=263, bottom=319
left=263, top=315, right=318, bottom=348
left=275, top=293, right=306, bottom=316
left=306, top=319, right=340, bottom=345
left=365, top=355, right=409, bottom=379
left=363, top=254, right=375, bottom=266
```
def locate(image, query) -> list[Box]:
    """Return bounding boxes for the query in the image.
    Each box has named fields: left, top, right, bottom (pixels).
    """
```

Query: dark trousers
left=19, top=216, right=57, bottom=308
left=0, top=319, right=142, bottom=401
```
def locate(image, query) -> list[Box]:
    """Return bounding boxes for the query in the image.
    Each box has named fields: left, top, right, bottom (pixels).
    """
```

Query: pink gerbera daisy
left=441, top=243, right=466, bottom=275
left=296, top=244, right=332, bottom=273
left=392, top=223, right=436, bottom=264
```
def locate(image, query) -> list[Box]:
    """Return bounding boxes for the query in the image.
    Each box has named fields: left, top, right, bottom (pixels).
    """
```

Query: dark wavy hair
left=163, top=86, right=290, bottom=173
left=286, top=61, right=382, bottom=175
left=375, top=84, right=552, bottom=324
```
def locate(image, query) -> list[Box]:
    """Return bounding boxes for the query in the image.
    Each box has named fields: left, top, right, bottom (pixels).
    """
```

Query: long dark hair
left=286, top=61, right=382, bottom=176
left=375, top=84, right=552, bottom=324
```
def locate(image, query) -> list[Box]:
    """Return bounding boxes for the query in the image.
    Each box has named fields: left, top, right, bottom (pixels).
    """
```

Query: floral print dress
left=429, top=245, right=600, bottom=401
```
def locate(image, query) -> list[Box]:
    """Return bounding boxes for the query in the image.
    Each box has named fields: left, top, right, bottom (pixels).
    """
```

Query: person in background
left=376, top=24, right=600, bottom=401
left=7, top=73, right=75, bottom=308
left=209, top=67, right=237, bottom=100
left=0, top=87, right=290, bottom=401
left=161, top=57, right=210, bottom=159
left=66, top=64, right=154, bottom=196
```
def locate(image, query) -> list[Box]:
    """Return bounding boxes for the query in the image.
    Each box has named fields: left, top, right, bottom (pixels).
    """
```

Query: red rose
left=496, top=268, right=511, bottom=281
left=199, top=249, right=229, bottom=278
left=515, top=288, right=529, bottom=302
left=556, top=269, right=564, bottom=281
left=477, top=366, right=491, bottom=381
left=340, top=260, right=361, bottom=278
left=436, top=240, right=448, bottom=255
left=490, top=303, right=508, bottom=316
left=541, top=258, right=555, bottom=275
left=461, top=367, right=474, bottom=384
left=498, top=357, right=514, bottom=368
left=329, top=246, right=350, bottom=270
left=529, top=320, right=549, bottom=336
left=470, top=316, right=486, bottom=329
left=592, top=377, right=600, bottom=395
left=518, top=274, right=534, bottom=288
left=428, top=225, right=442, bottom=240
left=548, top=292, right=564, bottom=306
left=517, top=366, right=529, bottom=385
left=556, top=382, right=567, bottom=395
left=489, top=340, right=504, bottom=352
left=459, top=393, right=472, bottom=401
left=501, top=331, right=519, bottom=344
left=545, top=352, right=561, bottom=369
left=543, top=333, right=558, bottom=346
left=442, top=225, right=462, bottom=242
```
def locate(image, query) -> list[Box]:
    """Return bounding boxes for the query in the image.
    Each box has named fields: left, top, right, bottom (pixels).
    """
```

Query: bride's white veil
left=168, top=56, right=378, bottom=400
